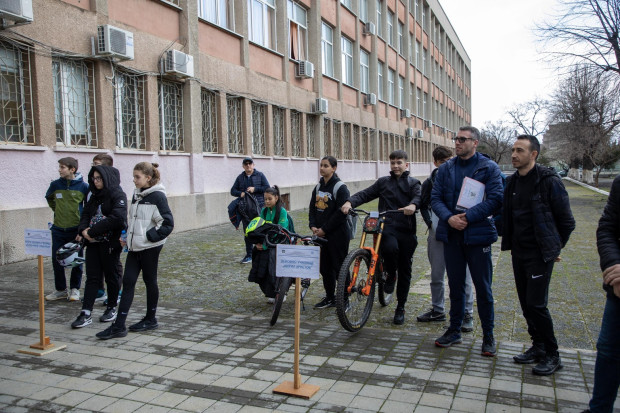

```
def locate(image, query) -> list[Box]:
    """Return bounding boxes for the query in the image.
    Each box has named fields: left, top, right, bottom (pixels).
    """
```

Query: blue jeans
left=444, top=233, right=494, bottom=335
left=51, top=226, right=83, bottom=291
left=589, top=292, right=620, bottom=413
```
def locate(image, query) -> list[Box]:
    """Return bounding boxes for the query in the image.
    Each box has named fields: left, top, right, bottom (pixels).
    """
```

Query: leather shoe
left=532, top=353, right=563, bottom=376
left=513, top=345, right=545, bottom=364
left=393, top=307, right=405, bottom=325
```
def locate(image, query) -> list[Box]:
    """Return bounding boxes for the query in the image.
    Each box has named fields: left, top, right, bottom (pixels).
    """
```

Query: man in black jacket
left=342, top=150, right=421, bottom=325
left=502, top=135, right=575, bottom=376
left=586, top=175, right=620, bottom=412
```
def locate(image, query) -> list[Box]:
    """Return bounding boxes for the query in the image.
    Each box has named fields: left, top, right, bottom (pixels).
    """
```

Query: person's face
left=58, top=164, right=75, bottom=179
left=454, top=130, right=478, bottom=159
left=92, top=171, right=104, bottom=190
left=511, top=139, right=537, bottom=170
left=243, top=162, right=255, bottom=175
left=264, top=193, right=277, bottom=208
left=133, top=170, right=151, bottom=189
left=390, top=158, right=408, bottom=177
left=319, top=160, right=336, bottom=178
left=433, top=156, right=451, bottom=168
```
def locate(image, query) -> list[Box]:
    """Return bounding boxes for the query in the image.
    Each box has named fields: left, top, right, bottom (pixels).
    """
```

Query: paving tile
left=330, top=380, right=364, bottom=395
left=348, top=394, right=385, bottom=411
left=150, top=391, right=189, bottom=408
left=484, top=402, right=520, bottom=413
left=380, top=399, right=414, bottom=413
left=101, top=399, right=145, bottom=413
left=175, top=395, right=216, bottom=411
left=418, top=393, right=453, bottom=409
left=125, top=388, right=164, bottom=403
left=75, top=394, right=117, bottom=411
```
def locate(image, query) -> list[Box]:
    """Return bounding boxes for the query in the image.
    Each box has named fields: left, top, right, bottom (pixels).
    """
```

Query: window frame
left=198, top=0, right=234, bottom=30
left=248, top=0, right=276, bottom=50
left=341, top=36, right=354, bottom=87
left=321, top=22, right=334, bottom=77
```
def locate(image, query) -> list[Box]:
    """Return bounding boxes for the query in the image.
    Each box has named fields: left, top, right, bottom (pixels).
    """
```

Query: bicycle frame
left=348, top=215, right=386, bottom=296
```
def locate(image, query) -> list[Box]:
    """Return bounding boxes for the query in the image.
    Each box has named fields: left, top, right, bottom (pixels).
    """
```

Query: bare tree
left=537, top=0, right=620, bottom=76
left=478, top=121, right=516, bottom=165
left=507, top=98, right=550, bottom=137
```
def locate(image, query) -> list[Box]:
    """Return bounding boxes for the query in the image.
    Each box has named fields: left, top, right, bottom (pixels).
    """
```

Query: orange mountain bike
left=335, top=209, right=401, bottom=332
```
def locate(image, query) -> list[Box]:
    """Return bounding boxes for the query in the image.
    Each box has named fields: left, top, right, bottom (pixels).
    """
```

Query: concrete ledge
left=563, top=177, right=610, bottom=196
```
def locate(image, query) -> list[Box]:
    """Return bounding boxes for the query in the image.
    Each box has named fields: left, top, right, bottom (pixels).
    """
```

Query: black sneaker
left=461, top=313, right=474, bottom=332
left=71, top=312, right=92, bottom=329
left=393, top=307, right=405, bottom=325
left=99, top=307, right=117, bottom=323
left=129, top=317, right=158, bottom=332
left=383, top=274, right=396, bottom=294
left=417, top=309, right=446, bottom=322
left=435, top=328, right=462, bottom=348
left=314, top=297, right=335, bottom=309
left=532, top=353, right=563, bottom=376
left=513, top=345, right=546, bottom=364
left=96, top=324, right=128, bottom=340
left=481, top=334, right=497, bottom=357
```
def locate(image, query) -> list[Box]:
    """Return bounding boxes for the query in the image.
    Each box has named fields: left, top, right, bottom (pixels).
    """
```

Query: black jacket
left=230, top=169, right=270, bottom=207
left=79, top=165, right=128, bottom=248
left=597, top=174, right=620, bottom=294
left=501, top=164, right=575, bottom=262
left=420, top=168, right=438, bottom=229
left=348, top=170, right=421, bottom=232
left=308, top=175, right=350, bottom=236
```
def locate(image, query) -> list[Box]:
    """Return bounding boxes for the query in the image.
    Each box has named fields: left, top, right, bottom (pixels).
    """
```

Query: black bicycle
left=262, top=225, right=327, bottom=326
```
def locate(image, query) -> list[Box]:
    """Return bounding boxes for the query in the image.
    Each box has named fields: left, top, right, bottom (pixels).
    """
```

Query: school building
left=0, top=0, right=471, bottom=264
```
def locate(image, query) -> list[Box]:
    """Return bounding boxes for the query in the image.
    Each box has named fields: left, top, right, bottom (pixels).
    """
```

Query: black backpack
left=238, top=192, right=260, bottom=223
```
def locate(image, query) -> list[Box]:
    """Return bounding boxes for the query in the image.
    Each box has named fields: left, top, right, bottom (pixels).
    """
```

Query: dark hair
left=432, top=146, right=452, bottom=162
left=93, top=153, right=113, bottom=166
left=389, top=150, right=408, bottom=161
left=458, top=125, right=481, bottom=141
left=516, top=134, right=540, bottom=159
left=134, top=162, right=161, bottom=186
left=58, top=157, right=78, bottom=172
left=264, top=185, right=283, bottom=224
left=321, top=155, right=338, bottom=168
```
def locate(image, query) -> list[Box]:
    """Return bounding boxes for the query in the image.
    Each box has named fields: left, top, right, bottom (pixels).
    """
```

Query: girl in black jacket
left=71, top=165, right=127, bottom=330
left=309, top=156, right=350, bottom=308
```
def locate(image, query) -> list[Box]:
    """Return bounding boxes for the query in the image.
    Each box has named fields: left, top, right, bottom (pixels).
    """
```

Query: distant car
left=558, top=169, right=568, bottom=177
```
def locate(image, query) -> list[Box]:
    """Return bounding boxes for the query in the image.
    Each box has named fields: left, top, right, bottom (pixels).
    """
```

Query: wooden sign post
left=18, top=229, right=66, bottom=356
left=273, top=244, right=320, bottom=399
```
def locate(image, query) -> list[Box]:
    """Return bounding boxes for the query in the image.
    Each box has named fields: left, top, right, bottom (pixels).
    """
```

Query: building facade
left=0, top=0, right=471, bottom=264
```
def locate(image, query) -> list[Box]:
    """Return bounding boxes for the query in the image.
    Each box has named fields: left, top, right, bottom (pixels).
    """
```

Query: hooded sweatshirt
left=78, top=165, right=127, bottom=248
left=126, top=183, right=174, bottom=252
left=45, top=172, right=90, bottom=229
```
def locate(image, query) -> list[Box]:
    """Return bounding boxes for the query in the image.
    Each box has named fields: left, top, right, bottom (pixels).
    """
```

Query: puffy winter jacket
left=230, top=170, right=270, bottom=208
left=126, top=183, right=174, bottom=252
left=597, top=174, right=620, bottom=294
left=46, top=172, right=90, bottom=229
left=501, top=164, right=575, bottom=262
left=431, top=152, right=503, bottom=245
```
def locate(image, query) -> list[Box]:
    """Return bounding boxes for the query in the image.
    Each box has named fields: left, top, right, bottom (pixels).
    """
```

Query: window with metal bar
left=273, top=106, right=284, bottom=156
left=370, top=129, right=377, bottom=161
left=332, top=121, right=340, bottom=159
left=306, top=114, right=316, bottom=158
left=323, top=117, right=330, bottom=156
left=114, top=71, right=146, bottom=150
left=361, top=127, right=369, bottom=160
left=158, top=80, right=183, bottom=151
left=352, top=124, right=359, bottom=161
left=227, top=96, right=243, bottom=153
left=201, top=88, right=218, bottom=153
left=291, top=110, right=301, bottom=157
left=251, top=101, right=266, bottom=155
left=0, top=42, right=34, bottom=145
left=53, top=58, right=97, bottom=147
left=343, top=122, right=350, bottom=160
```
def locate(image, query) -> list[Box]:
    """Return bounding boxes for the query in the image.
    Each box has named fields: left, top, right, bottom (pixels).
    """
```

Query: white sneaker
left=68, top=288, right=80, bottom=302
left=45, top=289, right=68, bottom=301
left=267, top=297, right=275, bottom=304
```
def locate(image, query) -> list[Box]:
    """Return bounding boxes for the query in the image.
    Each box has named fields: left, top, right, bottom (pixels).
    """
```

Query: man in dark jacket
left=341, top=150, right=421, bottom=325
left=431, top=126, right=503, bottom=357
left=585, top=175, right=620, bottom=412
left=230, top=158, right=270, bottom=264
left=501, top=135, right=575, bottom=375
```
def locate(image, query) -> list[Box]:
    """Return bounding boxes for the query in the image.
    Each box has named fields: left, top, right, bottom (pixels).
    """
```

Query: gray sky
left=439, top=0, right=561, bottom=126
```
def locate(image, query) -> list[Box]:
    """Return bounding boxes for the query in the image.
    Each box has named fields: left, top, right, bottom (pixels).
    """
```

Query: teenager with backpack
left=309, top=156, right=350, bottom=309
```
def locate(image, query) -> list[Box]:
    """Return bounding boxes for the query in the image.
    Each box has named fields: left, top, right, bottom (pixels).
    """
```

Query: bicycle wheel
left=336, top=248, right=375, bottom=332
left=270, top=277, right=292, bottom=326
left=377, top=260, right=393, bottom=306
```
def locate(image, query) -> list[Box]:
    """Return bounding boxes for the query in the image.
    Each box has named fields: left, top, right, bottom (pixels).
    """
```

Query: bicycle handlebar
left=262, top=225, right=328, bottom=248
left=349, top=208, right=403, bottom=216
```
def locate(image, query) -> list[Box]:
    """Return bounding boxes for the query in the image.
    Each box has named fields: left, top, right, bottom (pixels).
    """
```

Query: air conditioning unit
left=164, top=49, right=195, bottom=78
left=0, top=0, right=33, bottom=23
left=405, top=127, right=414, bottom=138
left=416, top=129, right=424, bottom=139
left=364, top=93, right=377, bottom=106
left=97, top=25, right=134, bottom=60
left=424, top=119, right=433, bottom=128
left=296, top=60, right=314, bottom=79
left=400, top=109, right=411, bottom=119
left=313, top=98, right=328, bottom=114
left=363, top=22, right=376, bottom=36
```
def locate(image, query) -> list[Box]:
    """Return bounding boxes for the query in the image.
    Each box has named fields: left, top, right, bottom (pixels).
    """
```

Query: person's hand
left=119, top=237, right=126, bottom=247
left=341, top=201, right=352, bottom=215
left=603, top=264, right=620, bottom=286
left=315, top=228, right=326, bottom=237
left=448, top=213, right=468, bottom=230
left=247, top=186, right=255, bottom=193
left=240, top=192, right=245, bottom=197
left=400, top=204, right=417, bottom=215
left=554, top=256, right=562, bottom=262
left=311, top=226, right=319, bottom=235
left=254, top=243, right=263, bottom=250
left=75, top=235, right=83, bottom=242
left=82, top=228, right=94, bottom=242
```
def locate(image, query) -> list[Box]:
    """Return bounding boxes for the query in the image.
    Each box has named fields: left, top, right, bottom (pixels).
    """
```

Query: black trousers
left=320, top=229, right=350, bottom=300
left=115, top=245, right=163, bottom=327
left=512, top=252, right=558, bottom=354
left=82, top=243, right=122, bottom=312
left=380, top=228, right=417, bottom=307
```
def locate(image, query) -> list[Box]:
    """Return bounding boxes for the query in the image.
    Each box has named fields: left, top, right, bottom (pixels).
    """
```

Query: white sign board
left=276, top=244, right=320, bottom=279
left=24, top=229, right=52, bottom=257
